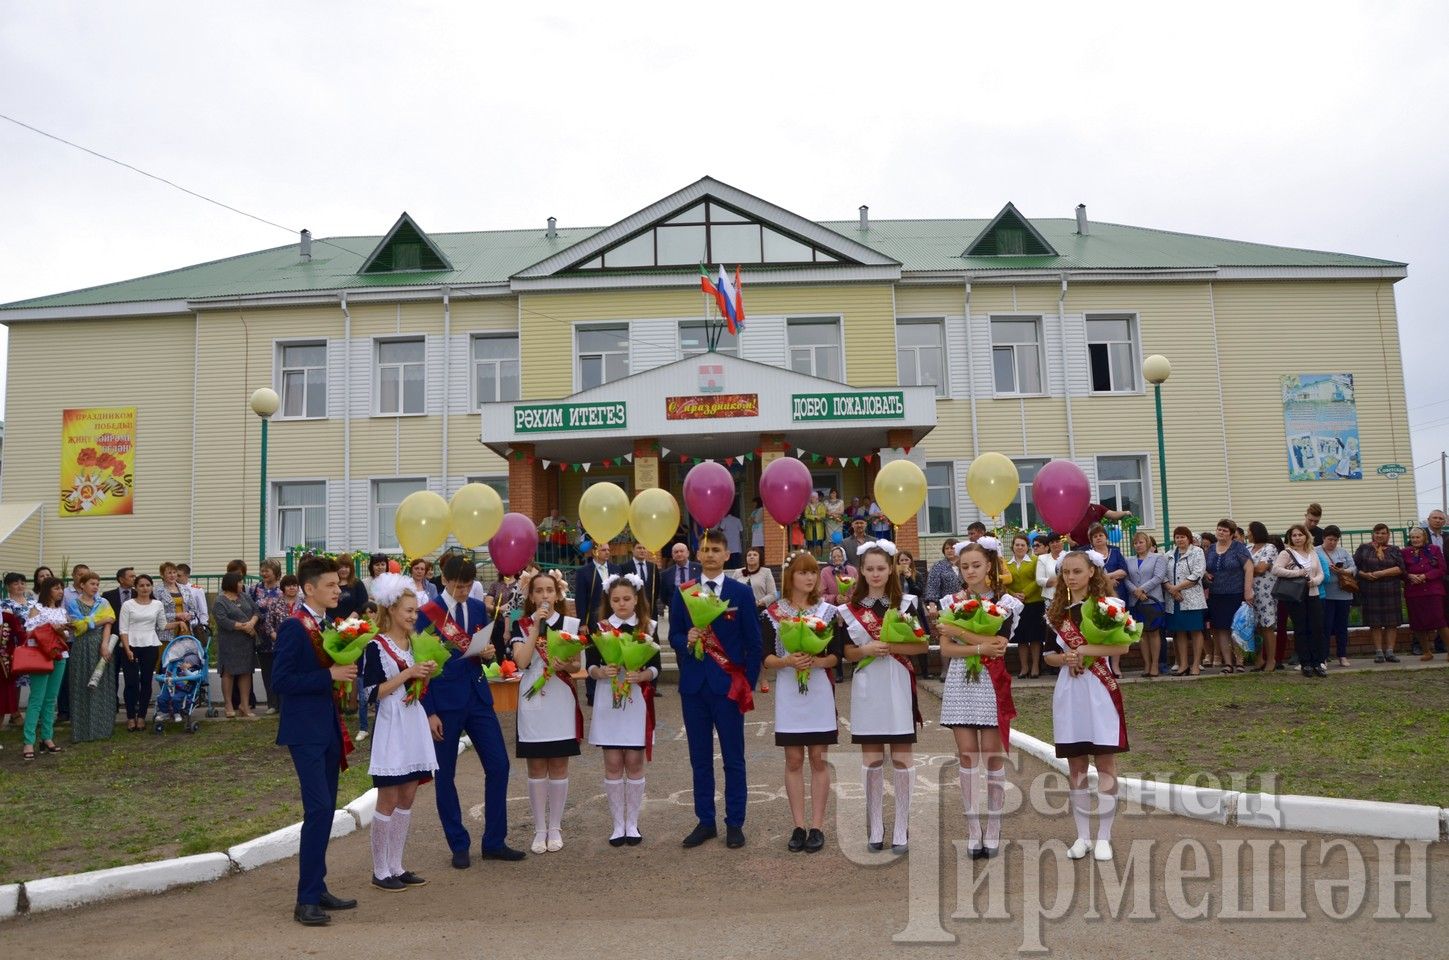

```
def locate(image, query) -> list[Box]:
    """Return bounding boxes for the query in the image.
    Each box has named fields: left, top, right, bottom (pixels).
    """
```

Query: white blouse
left=120, top=598, right=168, bottom=648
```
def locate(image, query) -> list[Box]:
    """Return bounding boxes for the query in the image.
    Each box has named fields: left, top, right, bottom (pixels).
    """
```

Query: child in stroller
left=154, top=635, right=209, bottom=733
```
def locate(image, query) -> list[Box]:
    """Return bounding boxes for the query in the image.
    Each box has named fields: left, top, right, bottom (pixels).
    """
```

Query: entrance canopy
left=480, top=353, right=937, bottom=462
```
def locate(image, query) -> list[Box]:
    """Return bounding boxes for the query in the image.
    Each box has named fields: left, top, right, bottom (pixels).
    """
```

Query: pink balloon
left=1031, top=460, right=1091, bottom=534
left=683, top=460, right=735, bottom=528
left=488, top=511, right=538, bottom=577
left=759, top=456, right=812, bottom=524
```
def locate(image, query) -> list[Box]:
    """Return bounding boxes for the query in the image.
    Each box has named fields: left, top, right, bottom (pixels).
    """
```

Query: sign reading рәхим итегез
left=791, top=391, right=906, bottom=422
left=514, top=401, right=627, bottom=433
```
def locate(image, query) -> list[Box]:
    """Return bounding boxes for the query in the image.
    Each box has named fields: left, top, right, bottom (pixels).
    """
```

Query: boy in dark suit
left=271, top=557, right=357, bottom=927
left=669, top=528, right=762, bottom=849
left=417, top=555, right=523, bottom=868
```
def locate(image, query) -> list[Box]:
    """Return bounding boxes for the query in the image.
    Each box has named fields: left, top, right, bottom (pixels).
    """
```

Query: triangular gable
left=513, top=176, right=898, bottom=278
left=962, top=202, right=1058, bottom=257
left=359, top=212, right=454, bottom=274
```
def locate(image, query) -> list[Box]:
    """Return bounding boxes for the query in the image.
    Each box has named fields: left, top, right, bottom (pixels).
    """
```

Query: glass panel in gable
left=706, top=202, right=750, bottom=223
left=664, top=203, right=707, bottom=224
left=657, top=225, right=707, bottom=265
left=602, top=232, right=654, bottom=267
left=710, top=223, right=761, bottom=262
left=762, top=228, right=814, bottom=262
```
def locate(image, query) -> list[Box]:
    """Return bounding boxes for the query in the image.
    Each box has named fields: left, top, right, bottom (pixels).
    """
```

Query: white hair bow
left=369, top=572, right=415, bottom=608
left=857, top=539, right=899, bottom=557
left=1085, top=549, right=1108, bottom=570
left=601, top=572, right=645, bottom=592
left=976, top=536, right=1002, bottom=554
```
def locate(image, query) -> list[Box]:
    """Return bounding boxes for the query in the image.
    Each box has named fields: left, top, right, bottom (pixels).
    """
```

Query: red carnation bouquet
left=525, top=628, right=586, bottom=700
left=776, top=614, right=833, bottom=693
left=1079, top=596, right=1142, bottom=667
left=938, top=595, right=1008, bottom=681
left=858, top=608, right=925, bottom=670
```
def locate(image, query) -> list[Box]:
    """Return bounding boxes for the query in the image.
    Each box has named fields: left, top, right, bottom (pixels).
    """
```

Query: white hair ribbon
left=369, top=572, right=415, bottom=608
left=857, top=539, right=899, bottom=558
left=976, top=536, right=1002, bottom=554
left=1085, top=549, right=1108, bottom=570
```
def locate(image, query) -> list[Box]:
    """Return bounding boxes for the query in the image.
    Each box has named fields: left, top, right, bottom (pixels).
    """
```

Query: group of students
left=269, top=530, right=1132, bottom=927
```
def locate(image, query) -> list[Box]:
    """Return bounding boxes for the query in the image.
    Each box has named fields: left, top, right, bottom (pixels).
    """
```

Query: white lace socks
left=370, top=811, right=392, bottom=879
left=1095, top=786, right=1117, bottom=846
left=863, top=764, right=885, bottom=846
left=960, top=765, right=981, bottom=849
left=1070, top=788, right=1092, bottom=843
left=984, top=768, right=1005, bottom=850
left=528, top=778, right=549, bottom=853
left=546, top=778, right=569, bottom=850
left=892, top=766, right=914, bottom=849
left=624, top=778, right=646, bottom=839
left=390, top=807, right=411, bottom=877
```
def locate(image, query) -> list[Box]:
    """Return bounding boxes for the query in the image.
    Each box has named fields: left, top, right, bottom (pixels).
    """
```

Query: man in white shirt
left=718, top=514, right=745, bottom=570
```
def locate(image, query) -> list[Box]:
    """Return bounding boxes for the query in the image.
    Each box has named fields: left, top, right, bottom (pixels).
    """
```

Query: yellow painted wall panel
left=895, top=285, right=963, bottom=317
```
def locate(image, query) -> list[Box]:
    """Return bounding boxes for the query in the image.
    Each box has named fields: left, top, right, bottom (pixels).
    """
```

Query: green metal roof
left=1, top=214, right=1406, bottom=312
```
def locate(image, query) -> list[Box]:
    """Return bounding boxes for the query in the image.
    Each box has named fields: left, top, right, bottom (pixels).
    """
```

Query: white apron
left=515, top=612, right=581, bottom=745
left=768, top=600, right=839, bottom=735
left=587, top=615, right=656, bottom=749
left=838, top=596, right=919, bottom=738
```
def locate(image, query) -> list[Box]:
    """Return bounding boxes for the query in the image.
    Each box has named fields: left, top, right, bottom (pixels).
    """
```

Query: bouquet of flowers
left=1078, top=596, right=1142, bottom=667
left=833, top=575, right=855, bottom=595
left=322, top=615, right=379, bottom=694
left=858, top=608, right=925, bottom=670
left=938, top=596, right=1008, bottom=681
left=619, top=634, right=661, bottom=704
left=405, top=627, right=452, bottom=703
left=776, top=614, right=833, bottom=693
left=678, top=583, right=734, bottom=660
left=525, top=627, right=586, bottom=699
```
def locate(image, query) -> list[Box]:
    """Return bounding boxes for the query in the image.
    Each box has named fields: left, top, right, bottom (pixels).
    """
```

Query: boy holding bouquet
left=670, top=528, right=762, bottom=850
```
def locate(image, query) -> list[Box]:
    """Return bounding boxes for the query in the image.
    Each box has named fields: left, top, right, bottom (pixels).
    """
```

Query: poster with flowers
left=59, top=407, right=135, bottom=516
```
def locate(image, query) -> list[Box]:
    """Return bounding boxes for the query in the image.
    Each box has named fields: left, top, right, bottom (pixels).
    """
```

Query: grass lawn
left=0, top=716, right=374, bottom=885
left=1009, top=669, right=1449, bottom=807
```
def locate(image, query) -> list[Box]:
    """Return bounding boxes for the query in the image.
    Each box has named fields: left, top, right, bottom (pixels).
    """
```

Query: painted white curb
left=226, top=810, right=356, bottom=872
left=1238, top=793, right=1442, bottom=842
left=0, top=884, right=20, bottom=921
left=344, top=788, right=380, bottom=829
left=24, top=853, right=233, bottom=914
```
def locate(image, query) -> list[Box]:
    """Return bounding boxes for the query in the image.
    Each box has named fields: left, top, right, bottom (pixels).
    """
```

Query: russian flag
left=698, top=264, right=746, bottom=335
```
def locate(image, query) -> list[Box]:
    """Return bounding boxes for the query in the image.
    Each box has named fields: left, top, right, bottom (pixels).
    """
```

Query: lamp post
left=249, top=388, right=280, bottom=571
left=1142, top=355, right=1172, bottom=535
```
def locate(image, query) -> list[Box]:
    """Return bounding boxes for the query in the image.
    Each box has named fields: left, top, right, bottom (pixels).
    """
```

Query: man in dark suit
left=417, top=555, right=523, bottom=869
left=659, top=541, right=702, bottom=612
left=101, top=566, right=135, bottom=618
left=669, top=528, right=761, bottom=850
left=103, top=567, right=138, bottom=727
left=573, top=540, right=612, bottom=630
left=613, top=540, right=660, bottom=614
left=271, top=556, right=358, bottom=927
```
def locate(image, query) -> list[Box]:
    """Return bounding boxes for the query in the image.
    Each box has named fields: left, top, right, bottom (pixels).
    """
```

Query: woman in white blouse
left=119, top=573, right=169, bottom=731
left=1164, top=526, right=1207, bottom=676
left=732, top=547, right=779, bottom=693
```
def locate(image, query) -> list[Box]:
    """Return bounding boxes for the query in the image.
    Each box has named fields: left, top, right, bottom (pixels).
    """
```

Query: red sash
left=520, top=616, right=584, bottom=741
left=294, top=606, right=355, bottom=772
left=684, top=581, right=754, bottom=715
left=419, top=598, right=474, bottom=656
left=850, top=603, right=922, bottom=727
left=643, top=683, right=656, bottom=762
left=374, top=636, right=434, bottom=786
left=1057, top=614, right=1129, bottom=750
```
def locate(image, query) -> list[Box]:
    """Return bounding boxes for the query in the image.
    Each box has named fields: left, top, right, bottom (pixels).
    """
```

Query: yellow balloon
left=874, top=459, right=927, bottom=525
left=450, top=483, right=504, bottom=548
left=579, top=481, right=630, bottom=545
left=629, top=487, right=681, bottom=554
left=966, top=452, right=1020, bottom=519
left=394, top=490, right=451, bottom=558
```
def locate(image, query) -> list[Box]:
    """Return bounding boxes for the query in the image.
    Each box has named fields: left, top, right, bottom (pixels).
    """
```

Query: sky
left=2, top=1, right=1447, bottom=515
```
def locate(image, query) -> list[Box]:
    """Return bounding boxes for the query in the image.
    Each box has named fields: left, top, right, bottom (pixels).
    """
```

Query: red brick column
left=758, top=434, right=792, bottom=568
left=507, top=443, right=549, bottom=523
left=884, top=429, right=921, bottom=558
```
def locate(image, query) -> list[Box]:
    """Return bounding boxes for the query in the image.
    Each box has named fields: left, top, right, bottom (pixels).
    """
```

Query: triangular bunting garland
left=624, top=453, right=633, bottom=463
left=541, top=459, right=551, bottom=470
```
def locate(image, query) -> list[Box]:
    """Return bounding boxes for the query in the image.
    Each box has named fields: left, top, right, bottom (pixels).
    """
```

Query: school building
left=0, top=176, right=1414, bottom=575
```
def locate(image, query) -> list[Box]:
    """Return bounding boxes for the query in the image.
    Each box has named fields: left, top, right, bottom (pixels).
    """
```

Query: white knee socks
left=390, top=807, right=411, bottom=877
left=546, top=778, right=569, bottom=848
left=892, top=766, right=914, bottom=848
left=605, top=777, right=626, bottom=841
left=624, top=778, right=646, bottom=839
left=1069, top=788, right=1092, bottom=843
left=528, top=778, right=549, bottom=848
left=370, top=811, right=392, bottom=879
left=863, top=765, right=885, bottom=845
left=1095, top=787, right=1117, bottom=845
left=960, top=765, right=981, bottom=848
left=984, top=768, right=1006, bottom=849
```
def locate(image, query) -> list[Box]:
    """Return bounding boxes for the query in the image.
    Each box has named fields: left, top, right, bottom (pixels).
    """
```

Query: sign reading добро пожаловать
left=791, top=391, right=905, bottom=422
left=515, top=401, right=627, bottom=432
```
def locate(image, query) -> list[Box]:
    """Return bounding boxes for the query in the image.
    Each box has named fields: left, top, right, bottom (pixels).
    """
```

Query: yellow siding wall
left=0, top=506, right=44, bottom=576
left=895, top=285, right=964, bottom=317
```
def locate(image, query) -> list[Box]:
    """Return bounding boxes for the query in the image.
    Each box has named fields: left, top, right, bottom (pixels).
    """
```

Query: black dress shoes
left=682, top=822, right=718, bottom=848
left=294, top=903, right=330, bottom=926
left=788, top=827, right=808, bottom=852
left=395, top=871, right=428, bottom=886
left=318, top=891, right=356, bottom=911
left=451, top=850, right=471, bottom=869
left=726, top=825, right=746, bottom=849
left=371, top=875, right=405, bottom=892
left=480, top=844, right=527, bottom=862
left=625, top=833, right=642, bottom=847
left=804, top=829, right=825, bottom=853
left=609, top=834, right=629, bottom=848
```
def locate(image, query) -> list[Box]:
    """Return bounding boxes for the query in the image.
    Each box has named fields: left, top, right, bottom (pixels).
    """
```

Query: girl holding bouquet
left=360, top=574, right=439, bottom=892
left=837, top=541, right=928, bottom=853
left=936, top=540, right=1022, bottom=859
left=510, top=570, right=584, bottom=854
left=763, top=551, right=842, bottom=853
left=1043, top=551, right=1132, bottom=862
left=586, top=573, right=661, bottom=847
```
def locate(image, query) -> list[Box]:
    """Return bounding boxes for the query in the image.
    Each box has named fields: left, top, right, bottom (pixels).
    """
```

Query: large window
left=575, top=200, right=840, bottom=269
left=376, top=338, right=425, bottom=416
left=897, top=320, right=946, bottom=395
left=466, top=476, right=510, bottom=513
left=787, top=318, right=843, bottom=381
left=578, top=326, right=630, bottom=389
left=472, top=335, right=520, bottom=405
left=277, top=342, right=327, bottom=419
left=1097, top=456, right=1148, bottom=522
left=1087, top=316, right=1139, bottom=393
left=275, top=481, right=326, bottom=552
left=990, top=318, right=1044, bottom=395
left=1002, top=458, right=1050, bottom=530
left=919, top=462, right=955, bottom=534
left=373, top=478, right=426, bottom=550
left=679, top=320, right=739, bottom=357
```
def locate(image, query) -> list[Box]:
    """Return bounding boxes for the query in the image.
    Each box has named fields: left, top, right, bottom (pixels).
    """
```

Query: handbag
left=1335, top=567, right=1359, bottom=594
left=31, top=622, right=70, bottom=660
left=12, top=643, right=55, bottom=675
left=1271, top=552, right=1308, bottom=603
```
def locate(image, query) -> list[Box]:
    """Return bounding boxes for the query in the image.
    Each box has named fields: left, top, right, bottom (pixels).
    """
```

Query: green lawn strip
left=0, top=719, right=373, bottom=884
left=1009, top=670, right=1449, bottom=806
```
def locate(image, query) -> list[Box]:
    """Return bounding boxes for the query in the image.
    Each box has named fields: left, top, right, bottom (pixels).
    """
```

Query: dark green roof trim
left=963, top=202, right=1059, bottom=257
left=358, top=212, right=454, bottom=274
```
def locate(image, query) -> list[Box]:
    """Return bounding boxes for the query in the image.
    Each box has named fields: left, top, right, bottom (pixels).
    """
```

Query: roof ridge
left=1078, top=218, right=1405, bottom=265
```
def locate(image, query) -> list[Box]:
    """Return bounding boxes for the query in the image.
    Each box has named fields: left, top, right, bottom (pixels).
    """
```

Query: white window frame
left=1095, top=453, right=1154, bottom=527
left=465, top=475, right=510, bottom=513
left=786, top=315, right=845, bottom=382
left=374, top=336, right=427, bottom=417
left=1085, top=312, right=1144, bottom=395
left=1002, top=457, right=1051, bottom=531
left=470, top=334, right=520, bottom=407
left=371, top=477, right=428, bottom=551
left=989, top=315, right=1047, bottom=397
left=678, top=320, right=739, bottom=358
left=918, top=461, right=956, bottom=535
left=574, top=324, right=632, bottom=391
left=895, top=318, right=947, bottom=396
left=274, top=339, right=328, bottom=421
left=272, top=478, right=328, bottom=554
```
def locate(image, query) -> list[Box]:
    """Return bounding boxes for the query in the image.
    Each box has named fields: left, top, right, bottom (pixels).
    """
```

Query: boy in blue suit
left=669, top=528, right=761, bottom=849
left=417, top=555, right=524, bottom=867
left=271, top=557, right=358, bottom=927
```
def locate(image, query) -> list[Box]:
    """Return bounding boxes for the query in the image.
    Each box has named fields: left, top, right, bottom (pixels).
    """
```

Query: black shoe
left=395, top=871, right=427, bottom=887
left=451, top=849, right=471, bottom=869
left=983, top=844, right=1000, bottom=859
left=891, top=842, right=908, bottom=855
left=480, top=844, right=526, bottom=862
left=682, top=823, right=718, bottom=848
left=969, top=844, right=986, bottom=860
left=318, top=891, right=356, bottom=911
left=726, top=825, right=746, bottom=849
left=787, top=827, right=807, bottom=852
left=804, top=828, right=825, bottom=853
left=1411, top=642, right=1422, bottom=655
left=1385, top=653, right=1401, bottom=663
left=609, top=834, right=628, bottom=848
left=624, top=834, right=642, bottom=846
left=371, top=875, right=406, bottom=892
left=1314, top=666, right=1329, bottom=677
left=868, top=840, right=884, bottom=851
left=293, top=904, right=330, bottom=926
left=1301, top=667, right=1313, bottom=678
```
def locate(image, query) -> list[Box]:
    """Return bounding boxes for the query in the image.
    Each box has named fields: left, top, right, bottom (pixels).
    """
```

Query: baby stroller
left=153, top=634, right=214, bottom=734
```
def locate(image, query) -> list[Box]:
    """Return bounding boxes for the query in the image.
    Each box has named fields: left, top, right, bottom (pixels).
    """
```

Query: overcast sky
left=3, top=1, right=1446, bottom=516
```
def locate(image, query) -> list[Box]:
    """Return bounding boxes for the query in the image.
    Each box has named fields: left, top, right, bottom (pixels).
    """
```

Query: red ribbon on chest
left=1056, top=614, right=1128, bottom=750
left=851, top=604, right=922, bottom=728
left=521, top=616, right=584, bottom=741
left=293, top=606, right=354, bottom=771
